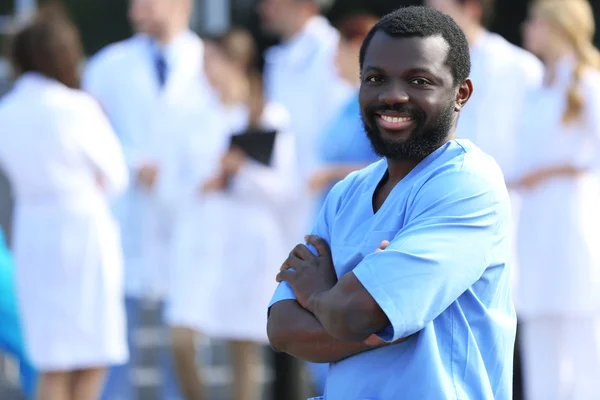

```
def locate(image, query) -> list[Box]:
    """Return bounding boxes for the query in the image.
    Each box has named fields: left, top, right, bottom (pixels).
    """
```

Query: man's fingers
left=375, top=240, right=390, bottom=252
left=280, top=254, right=300, bottom=271
left=305, top=235, right=331, bottom=256
left=292, top=244, right=314, bottom=260
left=276, top=269, right=295, bottom=283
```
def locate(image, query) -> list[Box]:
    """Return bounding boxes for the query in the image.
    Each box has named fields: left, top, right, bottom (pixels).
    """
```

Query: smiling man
left=266, top=5, right=516, bottom=400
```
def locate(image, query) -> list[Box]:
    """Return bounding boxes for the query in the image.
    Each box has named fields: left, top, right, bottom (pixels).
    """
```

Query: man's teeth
left=380, top=115, right=414, bottom=123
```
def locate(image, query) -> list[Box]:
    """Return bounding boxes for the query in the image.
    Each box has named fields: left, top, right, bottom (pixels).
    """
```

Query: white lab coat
left=82, top=31, right=217, bottom=299
left=458, top=32, right=544, bottom=179
left=0, top=73, right=129, bottom=370
left=514, top=56, right=600, bottom=318
left=169, top=102, right=298, bottom=341
left=514, top=56, right=600, bottom=400
left=163, top=100, right=232, bottom=332
left=456, top=32, right=544, bottom=307
left=263, top=16, right=354, bottom=239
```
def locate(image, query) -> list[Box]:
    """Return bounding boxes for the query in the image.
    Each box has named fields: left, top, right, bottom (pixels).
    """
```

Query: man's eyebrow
left=362, top=65, right=384, bottom=73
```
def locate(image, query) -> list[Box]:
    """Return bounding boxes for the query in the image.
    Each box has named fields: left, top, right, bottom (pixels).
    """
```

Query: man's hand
left=375, top=240, right=389, bottom=253
left=512, top=165, right=583, bottom=190
left=276, top=235, right=337, bottom=310
left=137, top=164, right=159, bottom=190
left=220, top=147, right=246, bottom=175
left=307, top=168, right=335, bottom=192
left=200, top=174, right=228, bottom=193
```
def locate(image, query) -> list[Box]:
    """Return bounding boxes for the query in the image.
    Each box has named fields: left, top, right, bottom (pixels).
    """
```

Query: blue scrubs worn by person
left=267, top=6, right=515, bottom=400
left=0, top=228, right=37, bottom=399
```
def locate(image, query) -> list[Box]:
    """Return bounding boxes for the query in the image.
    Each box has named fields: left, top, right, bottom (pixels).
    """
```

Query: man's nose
left=378, top=82, right=409, bottom=106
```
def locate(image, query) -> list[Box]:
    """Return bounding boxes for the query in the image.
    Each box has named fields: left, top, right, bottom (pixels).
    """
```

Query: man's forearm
left=306, top=272, right=391, bottom=342
left=267, top=300, right=384, bottom=364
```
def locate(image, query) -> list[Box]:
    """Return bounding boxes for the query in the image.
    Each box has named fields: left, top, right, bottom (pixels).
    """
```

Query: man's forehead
left=363, top=32, right=450, bottom=72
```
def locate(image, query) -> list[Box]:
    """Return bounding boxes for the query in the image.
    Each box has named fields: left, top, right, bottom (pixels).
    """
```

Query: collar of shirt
left=15, top=72, right=64, bottom=91
left=141, top=30, right=201, bottom=69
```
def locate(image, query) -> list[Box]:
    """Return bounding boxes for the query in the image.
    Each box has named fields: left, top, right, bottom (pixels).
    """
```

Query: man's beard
left=362, top=102, right=455, bottom=161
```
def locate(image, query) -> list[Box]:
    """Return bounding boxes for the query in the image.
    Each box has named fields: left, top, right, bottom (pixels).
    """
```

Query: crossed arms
left=267, top=237, right=404, bottom=364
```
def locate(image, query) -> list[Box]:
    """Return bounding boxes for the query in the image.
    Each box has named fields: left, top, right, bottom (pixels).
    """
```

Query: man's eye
left=365, top=76, right=383, bottom=83
left=411, top=78, right=430, bottom=85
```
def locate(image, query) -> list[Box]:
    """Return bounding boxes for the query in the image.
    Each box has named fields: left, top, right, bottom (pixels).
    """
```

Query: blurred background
left=2, top=0, right=600, bottom=400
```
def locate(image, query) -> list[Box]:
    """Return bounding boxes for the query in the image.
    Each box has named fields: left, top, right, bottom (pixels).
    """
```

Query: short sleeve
left=353, top=167, right=508, bottom=342
left=267, top=181, right=344, bottom=313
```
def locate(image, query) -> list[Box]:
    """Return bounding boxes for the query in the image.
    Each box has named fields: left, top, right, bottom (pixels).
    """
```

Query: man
left=83, top=0, right=221, bottom=398
left=259, top=1, right=354, bottom=392
left=267, top=6, right=516, bottom=399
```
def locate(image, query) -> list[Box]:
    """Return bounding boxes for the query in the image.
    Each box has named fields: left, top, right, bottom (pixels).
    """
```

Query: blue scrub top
left=270, top=139, right=516, bottom=399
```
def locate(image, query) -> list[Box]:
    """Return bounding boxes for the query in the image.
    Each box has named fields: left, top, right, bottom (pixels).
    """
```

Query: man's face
left=128, top=0, right=177, bottom=36
left=258, top=0, right=302, bottom=37
left=359, top=32, right=464, bottom=161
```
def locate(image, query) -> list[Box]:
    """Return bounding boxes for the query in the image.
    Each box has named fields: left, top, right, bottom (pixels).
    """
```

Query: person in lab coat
left=0, top=5, right=128, bottom=400
left=258, top=0, right=354, bottom=234
left=425, top=0, right=543, bottom=178
left=166, top=29, right=298, bottom=400
left=82, top=0, right=215, bottom=398
left=509, top=1, right=600, bottom=398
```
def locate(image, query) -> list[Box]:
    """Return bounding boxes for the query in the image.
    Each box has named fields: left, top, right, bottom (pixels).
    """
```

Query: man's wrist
left=306, top=291, right=326, bottom=314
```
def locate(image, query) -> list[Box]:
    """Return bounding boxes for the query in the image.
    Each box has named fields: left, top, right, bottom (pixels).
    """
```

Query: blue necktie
left=155, top=52, right=167, bottom=89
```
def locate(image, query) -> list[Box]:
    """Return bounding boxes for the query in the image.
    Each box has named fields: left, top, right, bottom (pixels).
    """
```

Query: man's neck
left=154, top=24, right=187, bottom=47
left=385, top=159, right=422, bottom=185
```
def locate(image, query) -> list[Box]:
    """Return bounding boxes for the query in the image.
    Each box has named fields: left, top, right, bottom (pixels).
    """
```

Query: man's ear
left=455, top=78, right=473, bottom=111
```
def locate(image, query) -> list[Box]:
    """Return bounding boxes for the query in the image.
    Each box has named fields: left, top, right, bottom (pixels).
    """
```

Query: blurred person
left=0, top=226, right=37, bottom=399
left=510, top=1, right=600, bottom=398
left=259, top=0, right=354, bottom=232
left=82, top=0, right=215, bottom=398
left=0, top=4, right=129, bottom=400
left=304, top=13, right=380, bottom=394
left=268, top=6, right=516, bottom=399
left=167, top=28, right=297, bottom=400
left=160, top=37, right=232, bottom=400
left=308, top=13, right=380, bottom=204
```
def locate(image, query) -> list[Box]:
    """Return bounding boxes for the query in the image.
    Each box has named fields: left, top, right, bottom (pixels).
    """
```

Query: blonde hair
left=533, top=0, right=600, bottom=124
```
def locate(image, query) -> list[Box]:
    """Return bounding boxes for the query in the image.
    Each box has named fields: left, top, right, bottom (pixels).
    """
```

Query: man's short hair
left=457, top=0, right=496, bottom=27
left=359, top=6, right=471, bottom=86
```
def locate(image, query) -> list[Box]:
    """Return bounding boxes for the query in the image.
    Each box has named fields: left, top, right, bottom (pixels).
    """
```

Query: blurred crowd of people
left=1, top=0, right=600, bottom=399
